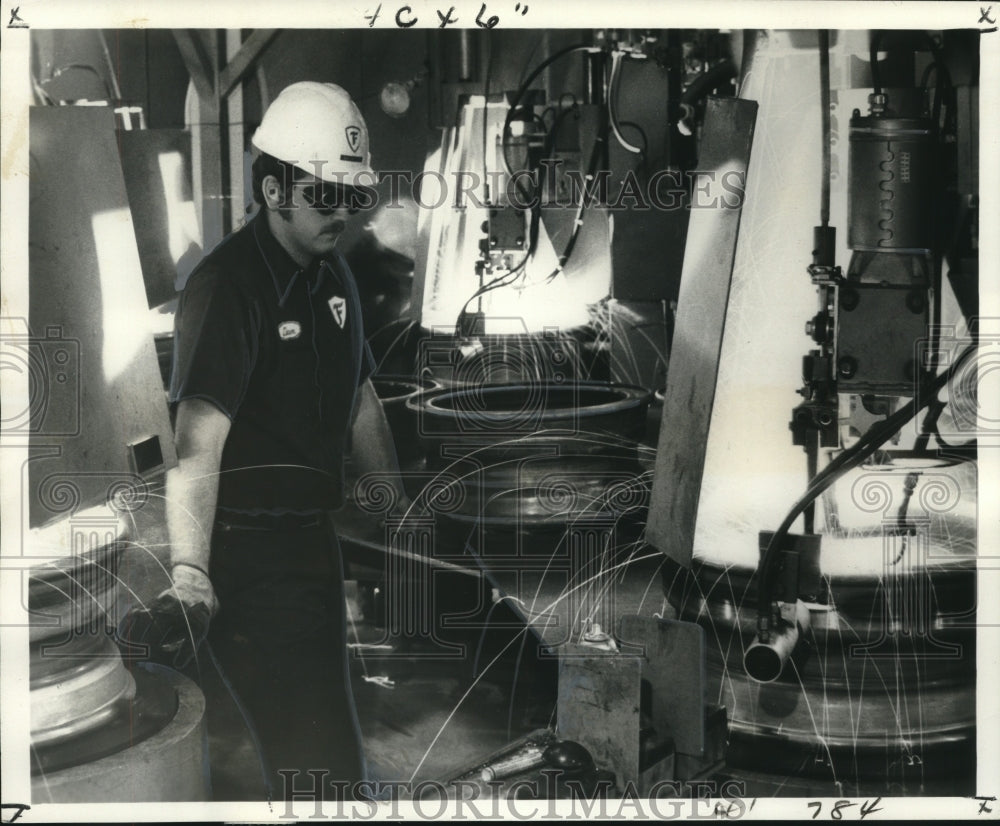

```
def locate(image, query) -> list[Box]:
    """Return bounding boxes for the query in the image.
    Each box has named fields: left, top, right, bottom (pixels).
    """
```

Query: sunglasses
left=294, top=181, right=366, bottom=215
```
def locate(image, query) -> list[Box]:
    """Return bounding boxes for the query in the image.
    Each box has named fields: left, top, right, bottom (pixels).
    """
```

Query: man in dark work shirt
left=159, top=82, right=405, bottom=800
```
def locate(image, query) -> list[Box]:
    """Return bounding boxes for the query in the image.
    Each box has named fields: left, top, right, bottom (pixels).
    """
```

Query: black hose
left=545, top=106, right=607, bottom=282
left=530, top=103, right=579, bottom=255
left=892, top=397, right=947, bottom=561
left=456, top=256, right=529, bottom=327
left=757, top=340, right=978, bottom=622
left=501, top=44, right=593, bottom=178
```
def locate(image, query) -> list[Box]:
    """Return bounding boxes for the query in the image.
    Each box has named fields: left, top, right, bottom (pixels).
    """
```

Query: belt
left=215, top=510, right=328, bottom=532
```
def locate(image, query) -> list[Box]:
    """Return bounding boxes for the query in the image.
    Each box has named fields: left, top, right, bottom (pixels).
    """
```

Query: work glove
left=118, top=563, right=218, bottom=670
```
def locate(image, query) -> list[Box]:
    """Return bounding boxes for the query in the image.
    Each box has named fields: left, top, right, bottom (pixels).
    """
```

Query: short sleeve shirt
left=169, top=211, right=375, bottom=514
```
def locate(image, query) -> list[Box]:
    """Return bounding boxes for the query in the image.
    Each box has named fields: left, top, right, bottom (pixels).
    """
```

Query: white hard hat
left=251, top=81, right=375, bottom=187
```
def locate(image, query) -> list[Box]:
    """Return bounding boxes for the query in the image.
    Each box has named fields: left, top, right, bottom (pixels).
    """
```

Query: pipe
left=457, top=30, right=478, bottom=82
left=585, top=49, right=606, bottom=105
left=819, top=30, right=831, bottom=228
left=743, top=600, right=810, bottom=683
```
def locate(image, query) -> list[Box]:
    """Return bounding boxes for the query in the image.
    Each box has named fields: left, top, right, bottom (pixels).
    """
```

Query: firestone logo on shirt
left=328, top=296, right=347, bottom=328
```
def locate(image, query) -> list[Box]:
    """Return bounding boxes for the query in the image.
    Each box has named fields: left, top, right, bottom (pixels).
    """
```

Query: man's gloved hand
left=118, top=562, right=218, bottom=670
left=171, top=563, right=218, bottom=613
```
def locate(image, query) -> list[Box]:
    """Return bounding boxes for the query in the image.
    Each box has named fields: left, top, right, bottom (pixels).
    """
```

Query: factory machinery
left=650, top=29, right=981, bottom=795
left=15, top=25, right=981, bottom=802
left=363, top=27, right=981, bottom=797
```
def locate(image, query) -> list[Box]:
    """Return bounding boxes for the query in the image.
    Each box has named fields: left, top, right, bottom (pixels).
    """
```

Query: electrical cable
left=915, top=32, right=959, bottom=137
left=545, top=113, right=606, bottom=283
left=96, top=31, right=123, bottom=100
left=458, top=74, right=598, bottom=324
left=460, top=42, right=610, bottom=326
left=616, top=120, right=648, bottom=165
left=460, top=39, right=543, bottom=327
left=42, top=63, right=114, bottom=101
left=891, top=470, right=920, bottom=564
left=32, top=74, right=56, bottom=106
left=608, top=51, right=643, bottom=155
left=919, top=61, right=952, bottom=133
left=756, top=339, right=978, bottom=622
left=804, top=440, right=818, bottom=535
left=501, top=43, right=593, bottom=179
left=538, top=105, right=558, bottom=130
left=516, top=33, right=547, bottom=90
left=455, top=255, right=530, bottom=329
left=528, top=102, right=580, bottom=258
left=892, top=396, right=949, bottom=562
left=462, top=44, right=582, bottom=332
left=921, top=63, right=941, bottom=126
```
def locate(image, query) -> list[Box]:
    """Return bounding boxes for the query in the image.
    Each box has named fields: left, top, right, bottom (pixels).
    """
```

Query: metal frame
left=172, top=29, right=278, bottom=246
left=645, top=95, right=759, bottom=569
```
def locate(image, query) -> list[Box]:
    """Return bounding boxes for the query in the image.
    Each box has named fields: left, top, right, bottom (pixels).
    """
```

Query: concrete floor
left=199, top=594, right=559, bottom=801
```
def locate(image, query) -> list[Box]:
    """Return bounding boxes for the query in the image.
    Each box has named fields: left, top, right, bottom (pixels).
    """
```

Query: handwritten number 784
left=808, top=799, right=883, bottom=819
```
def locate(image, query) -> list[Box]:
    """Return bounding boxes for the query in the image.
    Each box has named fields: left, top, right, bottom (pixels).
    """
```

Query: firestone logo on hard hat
left=345, top=126, right=362, bottom=154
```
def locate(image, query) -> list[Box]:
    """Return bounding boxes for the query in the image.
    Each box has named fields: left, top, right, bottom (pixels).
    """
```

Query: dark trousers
left=207, top=516, right=366, bottom=800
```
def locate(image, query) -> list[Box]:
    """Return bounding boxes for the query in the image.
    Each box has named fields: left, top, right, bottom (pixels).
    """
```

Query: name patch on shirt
left=328, top=295, right=347, bottom=328
left=278, top=320, right=302, bottom=340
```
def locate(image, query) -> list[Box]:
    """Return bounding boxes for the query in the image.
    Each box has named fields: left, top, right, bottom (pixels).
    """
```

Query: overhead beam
left=177, top=29, right=273, bottom=248
left=172, top=30, right=215, bottom=101
left=219, top=29, right=278, bottom=100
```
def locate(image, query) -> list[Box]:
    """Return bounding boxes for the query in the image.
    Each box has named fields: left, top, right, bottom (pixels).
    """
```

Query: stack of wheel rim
left=28, top=531, right=209, bottom=802
left=30, top=544, right=137, bottom=756
left=406, top=381, right=652, bottom=540
left=370, top=374, right=440, bottom=465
